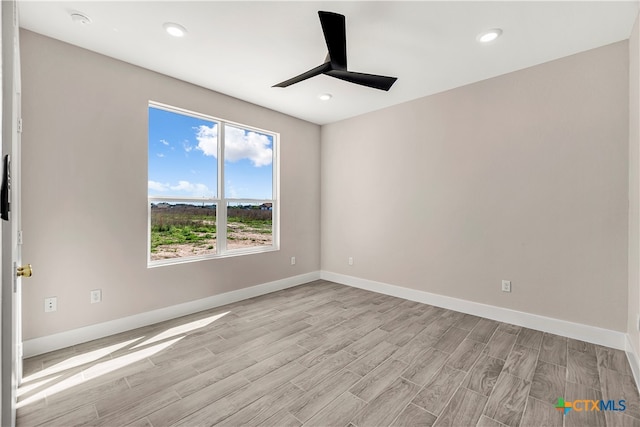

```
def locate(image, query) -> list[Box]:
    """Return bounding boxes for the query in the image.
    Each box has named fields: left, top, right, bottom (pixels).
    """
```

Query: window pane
left=150, top=202, right=217, bottom=261
left=224, top=124, right=273, bottom=199
left=148, top=106, right=218, bottom=198
left=226, top=203, right=272, bottom=251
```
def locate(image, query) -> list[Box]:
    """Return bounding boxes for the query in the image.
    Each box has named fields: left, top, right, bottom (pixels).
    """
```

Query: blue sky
left=148, top=106, right=273, bottom=200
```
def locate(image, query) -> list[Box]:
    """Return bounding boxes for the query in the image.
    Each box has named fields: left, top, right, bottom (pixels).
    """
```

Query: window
left=148, top=103, right=278, bottom=265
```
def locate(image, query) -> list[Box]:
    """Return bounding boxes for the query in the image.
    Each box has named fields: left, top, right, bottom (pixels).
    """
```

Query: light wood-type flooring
left=17, top=280, right=640, bottom=426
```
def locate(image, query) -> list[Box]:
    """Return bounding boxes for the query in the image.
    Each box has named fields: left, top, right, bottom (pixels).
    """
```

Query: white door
left=1, top=0, right=23, bottom=425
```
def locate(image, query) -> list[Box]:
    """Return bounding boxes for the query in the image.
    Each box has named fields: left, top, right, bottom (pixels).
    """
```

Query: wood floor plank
left=291, top=350, right=357, bottom=391
left=433, top=327, right=469, bottom=353
left=342, top=328, right=389, bottom=358
left=385, top=321, right=428, bottom=347
left=567, top=337, right=596, bottom=355
left=502, top=344, right=538, bottom=381
left=172, top=354, right=255, bottom=398
left=391, top=403, right=437, bottom=427
left=172, top=361, right=306, bottom=426
left=289, top=369, right=361, bottom=422
left=596, top=345, right=634, bottom=376
left=345, top=340, right=398, bottom=377
left=515, top=328, right=543, bottom=350
left=528, top=361, right=566, bottom=406
left=124, top=416, right=153, bottom=427
left=92, top=389, right=181, bottom=427
left=350, top=357, right=408, bottom=402
left=422, top=318, right=456, bottom=338
left=496, top=323, right=522, bottom=336
left=462, top=354, right=505, bottom=397
left=304, top=392, right=366, bottom=427
left=454, top=314, right=482, bottom=331
left=599, top=366, right=640, bottom=420
left=412, top=365, right=466, bottom=415
left=567, top=348, right=601, bottom=390
left=483, top=373, right=531, bottom=427
left=401, top=346, right=450, bottom=386
left=241, top=345, right=308, bottom=382
left=392, top=330, right=440, bottom=364
left=468, top=319, right=499, bottom=344
left=147, top=371, right=250, bottom=425
left=243, top=333, right=310, bottom=363
left=484, top=331, right=517, bottom=361
left=446, top=338, right=486, bottom=372
left=476, top=415, right=508, bottom=427
left=519, top=397, right=562, bottom=427
left=296, top=329, right=360, bottom=368
left=352, top=377, right=420, bottom=427
left=432, top=387, right=487, bottom=427
left=38, top=403, right=98, bottom=427
left=17, top=281, right=640, bottom=427
left=216, top=381, right=302, bottom=427
left=260, top=409, right=302, bottom=427
left=565, top=381, right=606, bottom=427
left=538, top=333, right=567, bottom=367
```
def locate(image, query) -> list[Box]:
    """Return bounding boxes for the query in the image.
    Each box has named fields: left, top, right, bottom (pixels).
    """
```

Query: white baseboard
left=24, top=270, right=629, bottom=357
left=627, top=335, right=640, bottom=391
left=321, top=271, right=627, bottom=351
left=23, top=271, right=321, bottom=357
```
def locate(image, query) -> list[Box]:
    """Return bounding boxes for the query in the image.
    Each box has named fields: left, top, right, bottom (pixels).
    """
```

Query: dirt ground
left=151, top=227, right=272, bottom=260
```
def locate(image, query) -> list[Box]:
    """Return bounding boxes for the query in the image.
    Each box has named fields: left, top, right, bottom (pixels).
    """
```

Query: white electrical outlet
left=291, top=256, right=296, bottom=266
left=44, top=297, right=57, bottom=312
left=501, top=280, right=511, bottom=293
left=348, top=257, right=354, bottom=266
left=90, top=289, right=102, bottom=304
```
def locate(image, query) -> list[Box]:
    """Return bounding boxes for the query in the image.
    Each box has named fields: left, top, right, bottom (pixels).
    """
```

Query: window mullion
left=217, top=122, right=227, bottom=254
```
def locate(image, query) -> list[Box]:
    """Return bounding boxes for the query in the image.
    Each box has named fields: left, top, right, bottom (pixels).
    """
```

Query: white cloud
left=160, top=139, right=170, bottom=146
left=156, top=153, right=165, bottom=158
left=169, top=181, right=212, bottom=196
left=195, top=124, right=272, bottom=167
left=183, top=140, right=194, bottom=153
left=148, top=180, right=169, bottom=192
left=196, top=124, right=218, bottom=157
left=225, top=126, right=273, bottom=167
left=148, top=180, right=212, bottom=197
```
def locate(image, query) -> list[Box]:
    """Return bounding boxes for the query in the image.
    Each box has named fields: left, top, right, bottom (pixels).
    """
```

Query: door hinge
left=17, top=118, right=22, bottom=133
left=17, top=230, right=22, bottom=245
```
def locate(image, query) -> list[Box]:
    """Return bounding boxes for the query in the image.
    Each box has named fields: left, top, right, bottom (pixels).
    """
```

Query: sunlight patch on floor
left=131, top=311, right=229, bottom=349
left=17, top=337, right=183, bottom=409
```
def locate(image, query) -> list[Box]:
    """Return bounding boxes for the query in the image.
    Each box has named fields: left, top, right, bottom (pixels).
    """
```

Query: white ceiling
left=18, top=1, right=639, bottom=125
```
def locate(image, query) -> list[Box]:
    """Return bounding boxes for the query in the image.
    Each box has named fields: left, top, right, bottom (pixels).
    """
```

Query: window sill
left=147, top=245, right=280, bottom=269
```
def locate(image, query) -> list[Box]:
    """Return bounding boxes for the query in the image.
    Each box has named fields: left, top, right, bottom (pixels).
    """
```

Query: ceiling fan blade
left=318, top=11, right=347, bottom=70
left=273, top=62, right=332, bottom=88
left=325, top=69, right=398, bottom=91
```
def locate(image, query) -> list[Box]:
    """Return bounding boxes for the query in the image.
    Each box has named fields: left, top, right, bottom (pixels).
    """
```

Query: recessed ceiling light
left=70, top=12, right=91, bottom=25
left=163, top=22, right=187, bottom=38
left=477, top=29, right=502, bottom=43
left=318, top=93, right=332, bottom=101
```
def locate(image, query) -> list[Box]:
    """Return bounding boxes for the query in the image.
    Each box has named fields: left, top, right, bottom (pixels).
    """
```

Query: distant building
left=260, top=203, right=273, bottom=211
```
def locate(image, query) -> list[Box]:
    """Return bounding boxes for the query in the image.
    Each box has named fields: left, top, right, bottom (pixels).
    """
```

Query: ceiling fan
left=273, top=11, right=398, bottom=91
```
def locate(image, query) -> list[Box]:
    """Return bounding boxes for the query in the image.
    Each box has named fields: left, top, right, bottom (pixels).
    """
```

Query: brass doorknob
left=17, top=264, right=32, bottom=278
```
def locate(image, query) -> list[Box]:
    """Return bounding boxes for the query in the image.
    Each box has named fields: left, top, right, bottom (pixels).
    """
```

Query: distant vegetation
left=150, top=204, right=272, bottom=259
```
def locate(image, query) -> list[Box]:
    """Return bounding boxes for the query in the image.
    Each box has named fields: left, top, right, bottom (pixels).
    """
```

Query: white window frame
left=148, top=101, right=279, bottom=267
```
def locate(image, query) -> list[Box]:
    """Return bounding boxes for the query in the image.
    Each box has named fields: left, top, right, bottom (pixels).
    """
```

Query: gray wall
left=629, top=12, right=640, bottom=354
left=20, top=30, right=321, bottom=340
left=321, top=41, right=629, bottom=331
left=21, top=29, right=632, bottom=341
